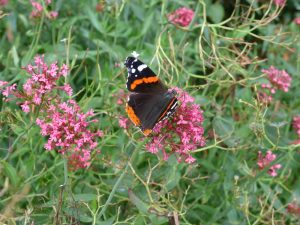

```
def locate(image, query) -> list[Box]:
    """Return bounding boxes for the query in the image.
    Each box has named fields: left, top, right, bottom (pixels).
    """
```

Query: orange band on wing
left=142, top=129, right=152, bottom=136
left=130, top=76, right=159, bottom=90
left=126, top=105, right=141, bottom=126
left=157, top=98, right=177, bottom=122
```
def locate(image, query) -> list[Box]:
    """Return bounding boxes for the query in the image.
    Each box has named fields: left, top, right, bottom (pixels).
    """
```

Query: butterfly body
left=124, top=54, right=178, bottom=136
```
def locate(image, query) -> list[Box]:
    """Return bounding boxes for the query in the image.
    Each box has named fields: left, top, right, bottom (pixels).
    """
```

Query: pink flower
left=0, top=0, right=8, bottom=6
left=0, top=81, right=8, bottom=86
left=294, top=18, right=300, bottom=25
left=257, top=151, right=281, bottom=177
left=287, top=202, right=300, bottom=215
left=30, top=0, right=43, bottom=11
left=168, top=7, right=194, bottom=27
left=292, top=116, right=300, bottom=141
left=274, top=0, right=286, bottom=7
left=262, top=66, right=292, bottom=93
left=49, top=11, right=58, bottom=19
left=2, top=83, right=17, bottom=97
left=21, top=101, right=30, bottom=113
left=119, top=116, right=129, bottom=129
left=62, top=84, right=73, bottom=96
left=113, top=89, right=128, bottom=105
left=145, top=88, right=205, bottom=164
left=30, top=0, right=58, bottom=20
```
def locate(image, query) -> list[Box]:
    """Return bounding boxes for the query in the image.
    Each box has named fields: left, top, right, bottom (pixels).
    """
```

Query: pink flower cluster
left=36, top=100, right=103, bottom=169
left=258, top=66, right=292, bottom=104
left=292, top=116, right=300, bottom=144
left=30, top=0, right=58, bottom=20
left=294, top=18, right=300, bottom=25
left=21, top=55, right=69, bottom=112
left=257, top=151, right=281, bottom=177
left=113, top=90, right=131, bottom=129
left=0, top=55, right=69, bottom=113
left=274, top=0, right=286, bottom=7
left=145, top=88, right=205, bottom=164
left=0, top=56, right=102, bottom=170
left=0, top=0, right=8, bottom=6
left=287, top=202, right=300, bottom=216
left=168, top=7, right=194, bottom=27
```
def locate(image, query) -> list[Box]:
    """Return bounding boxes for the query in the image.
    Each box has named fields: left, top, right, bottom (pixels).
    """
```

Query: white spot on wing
left=131, top=51, right=140, bottom=58
left=171, top=101, right=178, bottom=110
left=135, top=75, right=138, bottom=77
left=138, top=64, right=147, bottom=72
left=131, top=68, right=136, bottom=73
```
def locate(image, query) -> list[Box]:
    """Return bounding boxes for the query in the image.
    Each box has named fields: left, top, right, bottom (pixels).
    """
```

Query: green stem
left=98, top=148, right=137, bottom=219
left=63, top=156, right=68, bottom=186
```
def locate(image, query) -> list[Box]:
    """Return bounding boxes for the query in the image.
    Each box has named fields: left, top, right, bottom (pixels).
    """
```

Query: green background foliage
left=0, top=0, right=300, bottom=224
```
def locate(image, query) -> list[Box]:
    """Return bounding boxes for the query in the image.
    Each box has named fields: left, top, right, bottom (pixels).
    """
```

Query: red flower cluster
left=294, top=18, right=300, bottom=25
left=274, top=0, right=286, bottom=7
left=36, top=100, right=103, bottom=169
left=0, top=0, right=8, bottom=6
left=257, top=151, right=281, bottom=177
left=258, top=66, right=292, bottom=104
left=145, top=88, right=205, bottom=164
left=168, top=7, right=194, bottom=27
left=30, top=0, right=58, bottom=20
left=0, top=56, right=102, bottom=170
left=292, top=116, right=300, bottom=144
left=287, top=202, right=300, bottom=216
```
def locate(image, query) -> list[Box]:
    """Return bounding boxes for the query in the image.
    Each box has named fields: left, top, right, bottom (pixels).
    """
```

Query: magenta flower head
left=0, top=0, right=8, bottom=6
left=1, top=55, right=102, bottom=170
left=261, top=66, right=292, bottom=93
left=292, top=116, right=300, bottom=142
left=36, top=100, right=103, bottom=170
left=274, top=0, right=286, bottom=7
left=30, top=0, right=58, bottom=20
left=257, top=151, right=281, bottom=177
left=294, top=18, right=300, bottom=25
left=168, top=7, right=194, bottom=27
left=145, top=87, right=205, bottom=164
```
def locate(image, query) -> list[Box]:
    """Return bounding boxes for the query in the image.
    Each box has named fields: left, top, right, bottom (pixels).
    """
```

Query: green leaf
left=228, top=26, right=251, bottom=39
left=128, top=189, right=149, bottom=214
left=1, top=161, right=19, bottom=187
left=213, top=116, right=234, bottom=138
left=97, top=216, right=116, bottom=225
left=73, top=194, right=97, bottom=202
left=208, top=3, right=224, bottom=23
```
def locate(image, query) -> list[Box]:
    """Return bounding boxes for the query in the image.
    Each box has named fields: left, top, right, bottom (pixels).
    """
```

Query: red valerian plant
left=0, top=0, right=8, bottom=6
left=258, top=66, right=292, bottom=104
left=145, top=88, right=205, bottom=164
left=0, top=55, right=102, bottom=170
left=294, top=18, right=300, bottom=25
left=30, top=0, right=58, bottom=20
left=274, top=0, right=286, bottom=7
left=257, top=151, right=281, bottom=177
left=168, top=7, right=194, bottom=27
left=36, top=100, right=103, bottom=169
left=287, top=202, right=300, bottom=216
left=292, top=116, right=300, bottom=144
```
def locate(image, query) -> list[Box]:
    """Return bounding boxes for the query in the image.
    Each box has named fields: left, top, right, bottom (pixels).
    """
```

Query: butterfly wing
left=124, top=56, right=167, bottom=93
left=126, top=91, right=178, bottom=136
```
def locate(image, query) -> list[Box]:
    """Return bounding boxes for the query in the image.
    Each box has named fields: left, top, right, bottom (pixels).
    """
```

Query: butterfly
left=124, top=52, right=178, bottom=136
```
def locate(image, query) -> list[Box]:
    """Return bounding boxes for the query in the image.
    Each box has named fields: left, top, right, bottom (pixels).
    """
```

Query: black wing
left=124, top=56, right=167, bottom=93
left=127, top=91, right=177, bottom=132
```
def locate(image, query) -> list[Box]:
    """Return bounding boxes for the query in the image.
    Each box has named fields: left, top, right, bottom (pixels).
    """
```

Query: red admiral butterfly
left=124, top=52, right=178, bottom=136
